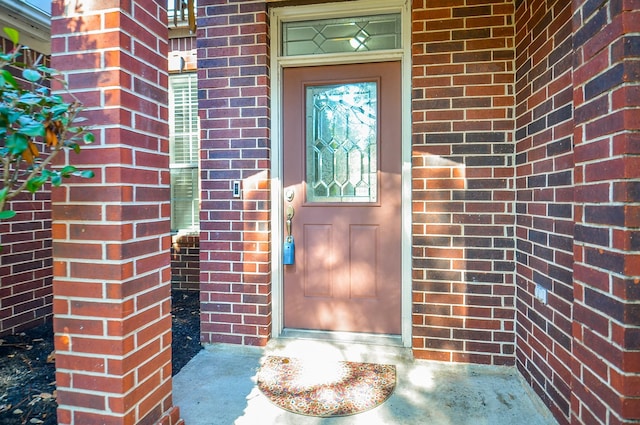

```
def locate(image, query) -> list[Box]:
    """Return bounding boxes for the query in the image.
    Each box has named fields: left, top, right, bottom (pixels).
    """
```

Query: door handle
left=284, top=204, right=295, bottom=265
left=286, top=205, right=295, bottom=238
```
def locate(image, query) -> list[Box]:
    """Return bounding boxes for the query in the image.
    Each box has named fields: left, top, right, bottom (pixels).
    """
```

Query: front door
left=282, top=62, right=401, bottom=335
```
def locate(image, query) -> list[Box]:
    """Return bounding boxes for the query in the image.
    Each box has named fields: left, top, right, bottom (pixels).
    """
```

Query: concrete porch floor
left=173, top=338, right=558, bottom=425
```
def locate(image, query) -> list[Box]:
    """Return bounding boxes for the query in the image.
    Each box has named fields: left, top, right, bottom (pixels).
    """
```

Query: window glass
left=283, top=14, right=401, bottom=56
left=169, top=73, right=200, bottom=230
left=306, top=82, right=378, bottom=203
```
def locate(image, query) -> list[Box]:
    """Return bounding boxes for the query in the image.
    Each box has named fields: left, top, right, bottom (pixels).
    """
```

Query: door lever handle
left=286, top=205, right=295, bottom=237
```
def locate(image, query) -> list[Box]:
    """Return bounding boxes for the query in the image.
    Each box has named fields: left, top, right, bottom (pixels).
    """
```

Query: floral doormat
left=257, top=356, right=396, bottom=417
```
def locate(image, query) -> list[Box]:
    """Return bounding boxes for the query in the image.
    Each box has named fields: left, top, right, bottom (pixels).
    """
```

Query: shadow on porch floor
left=173, top=339, right=558, bottom=425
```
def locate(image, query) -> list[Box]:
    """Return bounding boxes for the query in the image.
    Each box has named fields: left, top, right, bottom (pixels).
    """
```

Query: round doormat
left=257, top=356, right=396, bottom=417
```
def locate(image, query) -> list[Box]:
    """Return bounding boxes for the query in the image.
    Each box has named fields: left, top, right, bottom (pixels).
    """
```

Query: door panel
left=304, top=225, right=332, bottom=297
left=350, top=225, right=378, bottom=298
left=283, top=62, right=401, bottom=335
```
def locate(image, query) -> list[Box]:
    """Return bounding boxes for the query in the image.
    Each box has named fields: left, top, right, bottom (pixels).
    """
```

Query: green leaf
left=51, top=173, right=62, bottom=186
left=37, top=65, right=57, bottom=75
left=8, top=111, right=22, bottom=124
left=0, top=186, right=8, bottom=201
left=83, top=133, right=95, bottom=144
left=22, top=68, right=41, bottom=82
left=60, top=165, right=77, bottom=176
left=0, top=210, right=17, bottom=220
left=18, top=93, right=43, bottom=105
left=26, top=175, right=47, bottom=193
left=26, top=180, right=41, bottom=193
left=48, top=94, right=64, bottom=103
left=50, top=104, right=70, bottom=116
left=6, top=133, right=28, bottom=155
left=0, top=69, right=18, bottom=88
left=17, top=117, right=44, bottom=137
left=3, top=27, right=19, bottom=44
left=78, top=170, right=95, bottom=178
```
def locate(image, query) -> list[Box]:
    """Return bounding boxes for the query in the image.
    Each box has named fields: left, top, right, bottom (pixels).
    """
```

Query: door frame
left=269, top=0, right=412, bottom=347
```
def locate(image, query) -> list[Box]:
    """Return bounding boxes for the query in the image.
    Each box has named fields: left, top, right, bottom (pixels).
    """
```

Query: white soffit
left=0, top=0, right=51, bottom=55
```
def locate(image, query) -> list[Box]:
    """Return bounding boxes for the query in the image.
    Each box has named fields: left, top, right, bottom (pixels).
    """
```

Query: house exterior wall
left=197, top=1, right=272, bottom=345
left=2, top=0, right=637, bottom=423
left=0, top=38, right=54, bottom=336
left=171, top=233, right=200, bottom=291
left=515, top=0, right=574, bottom=422
left=197, top=0, right=639, bottom=424
left=411, top=0, right=517, bottom=366
left=570, top=1, right=640, bottom=423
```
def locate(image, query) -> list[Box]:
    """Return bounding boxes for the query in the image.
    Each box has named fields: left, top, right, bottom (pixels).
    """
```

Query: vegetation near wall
left=0, top=27, right=94, bottom=222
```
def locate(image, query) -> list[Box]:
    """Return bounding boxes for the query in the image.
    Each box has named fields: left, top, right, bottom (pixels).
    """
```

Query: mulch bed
left=0, top=290, right=201, bottom=425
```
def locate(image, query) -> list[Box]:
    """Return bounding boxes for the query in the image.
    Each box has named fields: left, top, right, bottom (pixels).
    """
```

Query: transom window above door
left=282, top=14, right=401, bottom=56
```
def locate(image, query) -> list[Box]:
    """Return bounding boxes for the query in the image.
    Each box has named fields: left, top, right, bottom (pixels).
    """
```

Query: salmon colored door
left=282, top=62, right=401, bottom=335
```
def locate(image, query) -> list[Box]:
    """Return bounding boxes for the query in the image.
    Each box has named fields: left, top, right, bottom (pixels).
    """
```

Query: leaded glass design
left=306, top=82, right=378, bottom=203
left=283, top=14, right=401, bottom=56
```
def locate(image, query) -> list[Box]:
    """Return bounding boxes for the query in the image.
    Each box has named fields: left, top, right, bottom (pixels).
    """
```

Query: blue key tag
left=283, top=236, right=295, bottom=265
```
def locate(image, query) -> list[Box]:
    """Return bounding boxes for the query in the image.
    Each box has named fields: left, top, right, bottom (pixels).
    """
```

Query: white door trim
left=270, top=0, right=412, bottom=347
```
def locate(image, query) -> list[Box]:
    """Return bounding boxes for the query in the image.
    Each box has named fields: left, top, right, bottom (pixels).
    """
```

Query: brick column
left=51, top=1, right=182, bottom=424
left=198, top=0, right=271, bottom=346
left=572, top=1, right=640, bottom=424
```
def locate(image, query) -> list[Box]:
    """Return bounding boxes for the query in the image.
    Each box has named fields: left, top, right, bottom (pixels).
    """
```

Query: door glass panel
left=306, top=82, right=377, bottom=203
left=283, top=14, right=401, bottom=56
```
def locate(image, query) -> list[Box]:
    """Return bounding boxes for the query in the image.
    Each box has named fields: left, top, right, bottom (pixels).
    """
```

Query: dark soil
left=0, top=290, right=201, bottom=425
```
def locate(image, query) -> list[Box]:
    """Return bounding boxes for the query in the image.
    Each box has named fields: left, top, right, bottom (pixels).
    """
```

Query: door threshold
left=279, top=328, right=403, bottom=347
left=272, top=329, right=411, bottom=364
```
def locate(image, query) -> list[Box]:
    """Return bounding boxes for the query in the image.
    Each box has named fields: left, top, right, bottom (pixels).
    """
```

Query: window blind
left=169, top=73, right=199, bottom=231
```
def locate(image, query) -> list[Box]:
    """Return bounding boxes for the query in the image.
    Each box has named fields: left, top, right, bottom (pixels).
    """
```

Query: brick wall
left=514, top=0, right=574, bottom=422
left=171, top=233, right=199, bottom=291
left=0, top=39, right=54, bottom=336
left=571, top=1, right=640, bottom=423
left=51, top=1, right=182, bottom=424
left=411, top=0, right=517, bottom=365
left=193, top=2, right=640, bottom=423
left=197, top=0, right=272, bottom=346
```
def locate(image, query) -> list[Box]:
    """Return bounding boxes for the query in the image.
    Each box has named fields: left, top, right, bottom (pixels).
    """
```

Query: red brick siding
left=197, top=0, right=272, bottom=346
left=571, top=1, right=640, bottom=424
left=0, top=192, right=53, bottom=335
left=51, top=1, right=180, bottom=423
left=0, top=38, right=54, bottom=336
left=514, top=0, right=574, bottom=423
left=411, top=0, right=516, bottom=365
left=171, top=233, right=200, bottom=291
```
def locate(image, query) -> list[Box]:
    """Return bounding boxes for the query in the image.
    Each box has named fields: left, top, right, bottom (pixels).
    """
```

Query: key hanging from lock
left=283, top=204, right=295, bottom=265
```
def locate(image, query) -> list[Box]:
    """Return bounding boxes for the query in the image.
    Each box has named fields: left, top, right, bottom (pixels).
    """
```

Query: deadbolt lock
left=285, top=189, right=295, bottom=202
